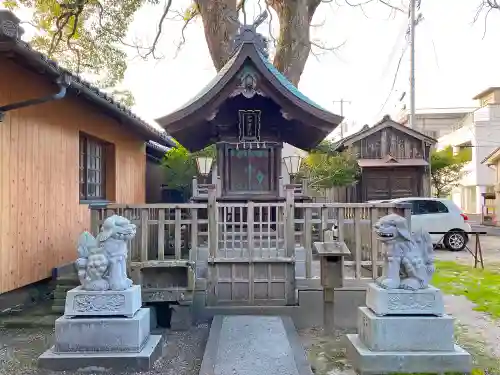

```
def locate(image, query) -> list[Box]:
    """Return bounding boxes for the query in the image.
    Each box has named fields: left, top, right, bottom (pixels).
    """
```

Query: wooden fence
left=89, top=190, right=410, bottom=285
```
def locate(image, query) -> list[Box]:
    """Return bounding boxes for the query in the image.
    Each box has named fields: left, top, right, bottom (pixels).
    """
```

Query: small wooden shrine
left=335, top=116, right=437, bottom=201
left=156, top=14, right=343, bottom=202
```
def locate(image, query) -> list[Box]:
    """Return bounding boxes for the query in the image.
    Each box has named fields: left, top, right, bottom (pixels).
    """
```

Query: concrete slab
left=64, top=285, right=142, bottom=318
left=345, top=334, right=471, bottom=375
left=200, top=315, right=313, bottom=375
left=358, top=307, right=455, bottom=352
left=54, top=307, right=150, bottom=353
left=38, top=334, right=163, bottom=372
left=366, top=283, right=445, bottom=316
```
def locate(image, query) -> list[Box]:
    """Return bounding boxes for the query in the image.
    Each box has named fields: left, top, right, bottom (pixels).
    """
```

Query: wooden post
left=190, top=208, right=198, bottom=265
left=192, top=176, right=198, bottom=198
left=301, top=178, right=308, bottom=195
left=370, top=207, right=379, bottom=279
left=216, top=176, right=222, bottom=198
left=304, top=207, right=312, bottom=279
left=314, top=241, right=350, bottom=332
left=207, top=185, right=218, bottom=259
left=140, top=208, right=149, bottom=262
left=157, top=208, right=165, bottom=261
left=174, top=207, right=182, bottom=260
left=247, top=201, right=255, bottom=257
left=284, top=185, right=295, bottom=258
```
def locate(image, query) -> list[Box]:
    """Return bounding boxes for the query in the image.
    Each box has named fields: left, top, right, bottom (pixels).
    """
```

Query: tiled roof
left=0, top=10, right=176, bottom=148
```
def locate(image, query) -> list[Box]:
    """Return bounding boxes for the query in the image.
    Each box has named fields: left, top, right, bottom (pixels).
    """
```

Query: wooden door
left=363, top=168, right=420, bottom=201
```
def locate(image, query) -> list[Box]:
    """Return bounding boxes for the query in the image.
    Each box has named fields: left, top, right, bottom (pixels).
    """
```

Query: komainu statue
left=373, top=213, right=435, bottom=290
left=75, top=215, right=137, bottom=291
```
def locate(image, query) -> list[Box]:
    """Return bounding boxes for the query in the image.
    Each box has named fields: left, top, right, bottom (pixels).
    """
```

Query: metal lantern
left=195, top=156, right=213, bottom=177
left=283, top=155, right=303, bottom=178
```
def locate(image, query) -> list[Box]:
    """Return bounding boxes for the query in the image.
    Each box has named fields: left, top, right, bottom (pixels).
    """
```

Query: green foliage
left=161, top=141, right=216, bottom=195
left=430, top=146, right=470, bottom=198
left=9, top=0, right=151, bottom=104
left=301, top=139, right=360, bottom=190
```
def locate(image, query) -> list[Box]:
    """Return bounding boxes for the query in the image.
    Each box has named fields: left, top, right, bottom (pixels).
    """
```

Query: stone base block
left=345, top=334, right=471, bottom=375
left=65, top=285, right=142, bottom=317
left=366, top=283, right=444, bottom=316
left=54, top=308, right=150, bottom=353
left=170, top=305, right=192, bottom=331
left=38, top=335, right=163, bottom=372
left=358, top=307, right=455, bottom=351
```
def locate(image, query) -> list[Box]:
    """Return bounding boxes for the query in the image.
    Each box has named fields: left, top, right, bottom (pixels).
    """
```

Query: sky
left=10, top=0, right=500, bottom=134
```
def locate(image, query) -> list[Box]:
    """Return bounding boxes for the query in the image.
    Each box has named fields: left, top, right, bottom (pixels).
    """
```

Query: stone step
left=199, top=315, right=313, bottom=375
left=51, top=305, right=65, bottom=314
left=55, top=277, right=79, bottom=286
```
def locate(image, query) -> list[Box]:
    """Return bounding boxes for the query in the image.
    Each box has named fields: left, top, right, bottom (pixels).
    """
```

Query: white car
left=330, top=198, right=472, bottom=251
left=383, top=197, right=472, bottom=251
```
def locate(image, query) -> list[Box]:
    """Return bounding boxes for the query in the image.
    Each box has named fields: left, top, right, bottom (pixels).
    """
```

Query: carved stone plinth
left=64, top=285, right=142, bottom=318
left=366, top=283, right=444, bottom=316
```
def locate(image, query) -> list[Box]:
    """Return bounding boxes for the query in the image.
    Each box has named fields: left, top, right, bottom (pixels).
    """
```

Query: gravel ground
left=1, top=235, right=499, bottom=375
left=0, top=325, right=209, bottom=375
left=434, top=235, right=500, bottom=265
left=444, top=294, right=500, bottom=358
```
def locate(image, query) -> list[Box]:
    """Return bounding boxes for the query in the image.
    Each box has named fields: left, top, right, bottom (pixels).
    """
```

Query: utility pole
left=333, top=99, right=351, bottom=139
left=409, top=0, right=416, bottom=129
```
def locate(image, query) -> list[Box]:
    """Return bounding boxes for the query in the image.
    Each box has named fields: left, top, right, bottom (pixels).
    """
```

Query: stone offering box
left=346, top=283, right=472, bottom=375
left=38, top=285, right=163, bottom=372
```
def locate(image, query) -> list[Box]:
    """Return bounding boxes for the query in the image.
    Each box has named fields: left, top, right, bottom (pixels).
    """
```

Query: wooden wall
left=0, top=57, right=146, bottom=293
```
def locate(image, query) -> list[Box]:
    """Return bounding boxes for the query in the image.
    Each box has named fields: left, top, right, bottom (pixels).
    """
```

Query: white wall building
left=396, top=107, right=477, bottom=139
left=436, top=87, right=500, bottom=214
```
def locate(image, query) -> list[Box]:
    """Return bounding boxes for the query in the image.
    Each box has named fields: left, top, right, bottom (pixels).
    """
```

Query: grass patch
left=432, top=260, right=500, bottom=319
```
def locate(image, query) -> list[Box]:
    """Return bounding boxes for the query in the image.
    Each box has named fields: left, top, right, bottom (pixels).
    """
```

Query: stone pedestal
left=64, top=285, right=142, bottom=318
left=38, top=286, right=163, bottom=372
left=346, top=283, right=471, bottom=375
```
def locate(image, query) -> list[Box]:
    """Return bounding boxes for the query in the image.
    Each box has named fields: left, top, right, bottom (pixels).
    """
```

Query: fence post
left=207, top=185, right=218, bottom=259
left=192, top=176, right=198, bottom=198
left=284, top=185, right=295, bottom=258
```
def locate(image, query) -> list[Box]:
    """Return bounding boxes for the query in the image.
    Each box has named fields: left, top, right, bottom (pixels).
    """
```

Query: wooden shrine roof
left=155, top=42, right=343, bottom=152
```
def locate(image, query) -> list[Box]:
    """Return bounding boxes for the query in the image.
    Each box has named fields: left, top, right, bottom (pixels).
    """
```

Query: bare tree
left=7, top=0, right=406, bottom=97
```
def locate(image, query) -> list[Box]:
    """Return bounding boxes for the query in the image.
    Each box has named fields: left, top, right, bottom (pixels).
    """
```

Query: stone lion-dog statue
left=373, top=213, right=435, bottom=290
left=75, top=215, right=137, bottom=291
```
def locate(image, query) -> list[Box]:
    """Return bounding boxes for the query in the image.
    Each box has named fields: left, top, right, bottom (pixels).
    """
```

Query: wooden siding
left=353, top=127, right=427, bottom=160
left=0, top=57, right=146, bottom=293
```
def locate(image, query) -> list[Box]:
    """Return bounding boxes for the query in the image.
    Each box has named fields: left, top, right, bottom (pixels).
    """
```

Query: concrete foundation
left=39, top=285, right=162, bottom=372
left=64, top=285, right=142, bottom=318
left=54, top=308, right=150, bottom=353
left=346, top=283, right=471, bottom=375
left=38, top=334, right=163, bottom=372
left=358, top=307, right=455, bottom=352
left=346, top=334, right=471, bottom=375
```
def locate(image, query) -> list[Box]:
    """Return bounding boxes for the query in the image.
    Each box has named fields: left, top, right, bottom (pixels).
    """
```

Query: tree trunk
left=269, top=0, right=321, bottom=86
left=195, top=0, right=239, bottom=71
left=196, top=0, right=321, bottom=86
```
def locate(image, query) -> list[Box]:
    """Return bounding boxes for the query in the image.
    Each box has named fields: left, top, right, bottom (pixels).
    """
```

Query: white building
left=436, top=87, right=500, bottom=214
left=396, top=107, right=477, bottom=139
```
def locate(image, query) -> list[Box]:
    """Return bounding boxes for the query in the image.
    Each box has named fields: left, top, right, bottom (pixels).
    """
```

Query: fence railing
left=89, top=186, right=411, bottom=285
